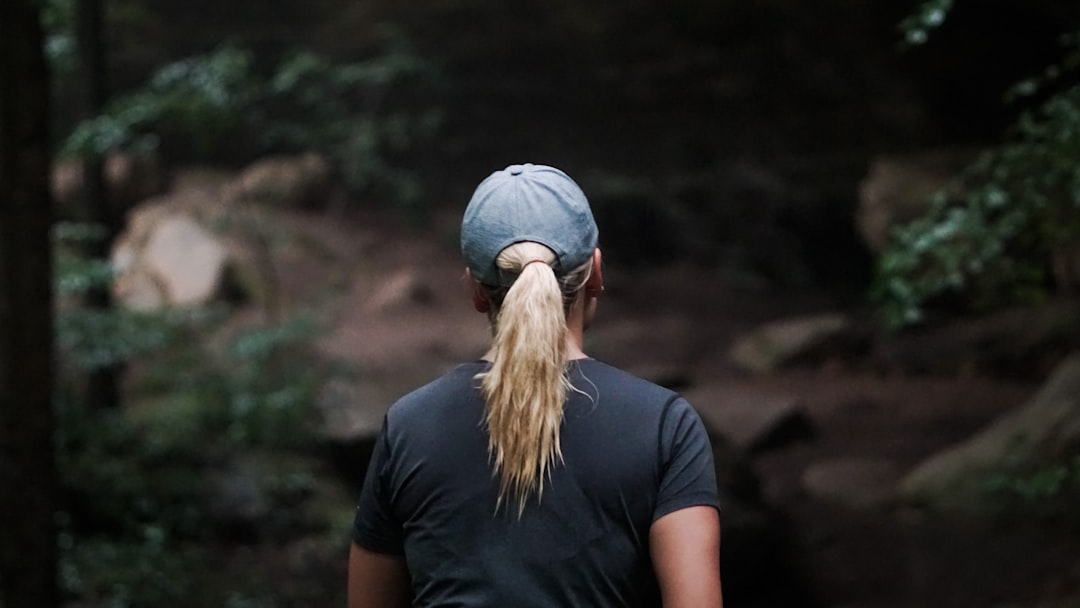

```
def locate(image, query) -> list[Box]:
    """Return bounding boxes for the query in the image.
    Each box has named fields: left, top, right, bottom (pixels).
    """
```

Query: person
left=348, top=163, right=722, bottom=607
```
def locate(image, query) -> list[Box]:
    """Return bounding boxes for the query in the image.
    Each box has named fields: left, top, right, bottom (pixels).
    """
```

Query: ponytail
left=478, top=241, right=592, bottom=515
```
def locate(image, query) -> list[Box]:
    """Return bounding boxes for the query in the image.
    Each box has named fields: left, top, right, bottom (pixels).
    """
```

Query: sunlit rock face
left=112, top=209, right=230, bottom=310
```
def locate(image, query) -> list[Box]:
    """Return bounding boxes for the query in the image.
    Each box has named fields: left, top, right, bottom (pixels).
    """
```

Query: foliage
left=983, top=456, right=1080, bottom=524
left=58, top=521, right=201, bottom=608
left=873, top=5, right=1080, bottom=329
left=52, top=223, right=208, bottom=372
left=898, top=0, right=953, bottom=47
left=149, top=314, right=327, bottom=447
left=40, top=0, right=77, bottom=73
left=43, top=0, right=443, bottom=211
left=52, top=227, right=349, bottom=606
left=261, top=47, right=442, bottom=210
left=42, top=0, right=151, bottom=76
left=57, top=40, right=441, bottom=210
left=62, top=46, right=259, bottom=159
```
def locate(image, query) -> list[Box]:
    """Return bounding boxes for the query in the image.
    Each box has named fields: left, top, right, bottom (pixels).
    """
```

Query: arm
left=348, top=542, right=411, bottom=608
left=649, top=505, right=723, bottom=608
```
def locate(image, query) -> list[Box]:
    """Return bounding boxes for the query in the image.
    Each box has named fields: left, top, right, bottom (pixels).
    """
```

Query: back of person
left=348, top=163, right=723, bottom=608
left=355, top=359, right=716, bottom=606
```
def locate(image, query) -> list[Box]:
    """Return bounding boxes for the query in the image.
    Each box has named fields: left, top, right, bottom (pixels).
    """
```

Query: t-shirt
left=352, top=358, right=720, bottom=607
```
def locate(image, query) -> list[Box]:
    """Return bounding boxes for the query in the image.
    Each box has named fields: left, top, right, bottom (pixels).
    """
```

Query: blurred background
left=3, top=0, right=1080, bottom=606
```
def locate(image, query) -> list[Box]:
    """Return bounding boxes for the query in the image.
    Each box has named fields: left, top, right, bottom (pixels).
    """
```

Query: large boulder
left=687, top=381, right=814, bottom=455
left=872, top=297, right=1080, bottom=378
left=899, top=352, right=1080, bottom=512
left=856, top=149, right=974, bottom=253
left=223, top=152, right=333, bottom=209
left=1053, top=239, right=1080, bottom=293
left=801, top=457, right=901, bottom=510
left=727, top=313, right=855, bottom=374
left=112, top=205, right=231, bottom=310
left=315, top=379, right=384, bottom=479
left=204, top=452, right=342, bottom=543
left=709, top=431, right=805, bottom=605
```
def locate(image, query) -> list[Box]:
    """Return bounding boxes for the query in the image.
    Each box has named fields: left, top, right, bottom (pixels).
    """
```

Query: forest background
left=3, top=0, right=1080, bottom=606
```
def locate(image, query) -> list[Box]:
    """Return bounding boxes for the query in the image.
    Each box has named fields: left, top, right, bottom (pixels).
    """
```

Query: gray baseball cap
left=461, top=163, right=599, bottom=286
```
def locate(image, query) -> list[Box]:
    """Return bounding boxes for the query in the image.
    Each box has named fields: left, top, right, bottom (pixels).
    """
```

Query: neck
left=564, top=299, right=588, bottom=360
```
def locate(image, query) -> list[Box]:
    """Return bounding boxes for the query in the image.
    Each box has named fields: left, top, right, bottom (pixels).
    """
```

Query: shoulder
left=384, top=361, right=487, bottom=432
left=574, top=359, right=709, bottom=438
left=573, top=358, right=682, bottom=410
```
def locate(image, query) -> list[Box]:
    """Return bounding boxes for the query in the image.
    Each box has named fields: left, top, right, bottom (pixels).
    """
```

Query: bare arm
left=649, top=505, right=723, bottom=608
left=348, top=542, right=411, bottom=608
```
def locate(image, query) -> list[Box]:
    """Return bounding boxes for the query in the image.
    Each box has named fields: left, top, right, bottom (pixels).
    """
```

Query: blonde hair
left=478, top=241, right=592, bottom=515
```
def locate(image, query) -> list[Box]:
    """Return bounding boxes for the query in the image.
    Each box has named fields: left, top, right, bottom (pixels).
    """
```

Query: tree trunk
left=75, top=0, right=122, bottom=410
left=0, top=0, right=58, bottom=605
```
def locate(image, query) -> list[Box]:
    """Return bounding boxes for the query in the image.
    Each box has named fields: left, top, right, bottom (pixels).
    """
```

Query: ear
left=466, top=268, right=490, bottom=313
left=585, top=248, right=604, bottom=297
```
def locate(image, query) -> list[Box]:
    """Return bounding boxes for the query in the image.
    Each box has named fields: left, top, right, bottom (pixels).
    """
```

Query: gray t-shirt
left=353, top=358, right=720, bottom=607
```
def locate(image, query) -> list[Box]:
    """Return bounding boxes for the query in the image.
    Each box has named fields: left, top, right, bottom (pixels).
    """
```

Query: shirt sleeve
left=653, top=396, right=721, bottom=522
left=352, top=415, right=405, bottom=554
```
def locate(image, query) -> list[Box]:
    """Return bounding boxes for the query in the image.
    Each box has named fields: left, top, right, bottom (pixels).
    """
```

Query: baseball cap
left=461, top=163, right=599, bottom=286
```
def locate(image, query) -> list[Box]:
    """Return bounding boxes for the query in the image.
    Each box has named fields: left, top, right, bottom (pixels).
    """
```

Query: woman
left=349, top=163, right=722, bottom=607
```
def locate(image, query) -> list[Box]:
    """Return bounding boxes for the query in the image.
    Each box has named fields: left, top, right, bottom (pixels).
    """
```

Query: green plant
left=56, top=39, right=442, bottom=211
left=63, top=47, right=256, bottom=158
left=898, top=0, right=953, bottom=47
left=983, top=456, right=1080, bottom=524
left=260, top=45, right=443, bottom=209
left=53, top=220, right=331, bottom=447
left=58, top=522, right=201, bottom=608
left=53, top=228, right=348, bottom=606
left=194, top=316, right=326, bottom=447
left=873, top=4, right=1080, bottom=328
left=52, top=223, right=212, bottom=376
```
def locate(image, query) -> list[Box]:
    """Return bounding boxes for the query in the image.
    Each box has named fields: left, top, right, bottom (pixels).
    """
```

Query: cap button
left=507, top=164, right=525, bottom=175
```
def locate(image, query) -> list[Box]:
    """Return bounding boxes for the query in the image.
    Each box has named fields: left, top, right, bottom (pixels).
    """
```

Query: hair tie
left=523, top=259, right=550, bottom=269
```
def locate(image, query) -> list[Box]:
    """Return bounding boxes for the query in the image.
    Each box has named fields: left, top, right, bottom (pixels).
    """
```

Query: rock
left=688, top=382, right=814, bottom=455
left=314, top=379, right=392, bottom=486
left=899, top=352, right=1080, bottom=512
left=204, top=452, right=333, bottom=543
left=1052, top=239, right=1080, bottom=293
left=365, top=270, right=434, bottom=313
left=315, top=379, right=386, bottom=444
left=142, top=216, right=229, bottom=305
left=709, top=432, right=803, bottom=605
left=205, top=459, right=271, bottom=542
left=855, top=149, right=973, bottom=253
left=586, top=314, right=699, bottom=374
left=113, top=269, right=167, bottom=311
left=622, top=363, right=693, bottom=391
left=802, top=457, right=900, bottom=509
left=113, top=212, right=230, bottom=309
left=873, top=297, right=1080, bottom=378
left=223, top=152, right=333, bottom=209
left=728, top=313, right=851, bottom=374
left=51, top=148, right=169, bottom=220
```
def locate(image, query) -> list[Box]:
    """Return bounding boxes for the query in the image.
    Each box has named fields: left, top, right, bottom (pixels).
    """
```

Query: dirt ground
left=258, top=199, right=1075, bottom=608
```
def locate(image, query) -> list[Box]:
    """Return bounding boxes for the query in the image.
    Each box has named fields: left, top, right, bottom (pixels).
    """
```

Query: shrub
left=55, top=39, right=442, bottom=211
left=983, top=456, right=1080, bottom=525
left=53, top=226, right=347, bottom=606
left=873, top=2, right=1080, bottom=328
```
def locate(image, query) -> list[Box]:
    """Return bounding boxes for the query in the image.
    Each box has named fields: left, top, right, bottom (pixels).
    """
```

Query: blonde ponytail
left=478, top=241, right=591, bottom=514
